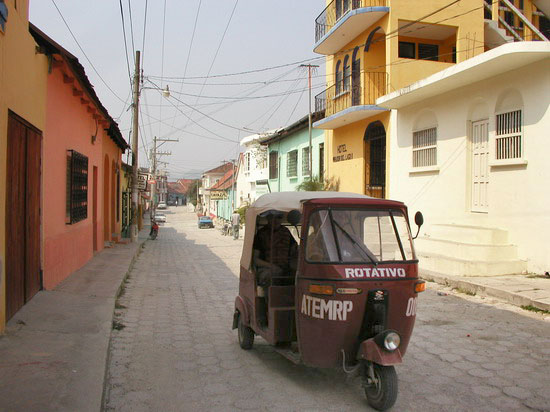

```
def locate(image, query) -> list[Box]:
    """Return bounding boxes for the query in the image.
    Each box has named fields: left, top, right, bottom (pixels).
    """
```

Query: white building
left=378, top=42, right=550, bottom=276
left=235, top=133, right=270, bottom=208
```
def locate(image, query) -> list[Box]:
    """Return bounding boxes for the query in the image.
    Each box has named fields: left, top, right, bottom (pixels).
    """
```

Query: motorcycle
left=149, top=220, right=159, bottom=240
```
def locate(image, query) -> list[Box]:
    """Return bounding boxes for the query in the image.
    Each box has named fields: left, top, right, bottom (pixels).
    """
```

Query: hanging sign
left=210, top=190, right=228, bottom=200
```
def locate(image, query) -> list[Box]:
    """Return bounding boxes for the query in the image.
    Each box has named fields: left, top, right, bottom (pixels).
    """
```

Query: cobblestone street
left=104, top=208, right=550, bottom=412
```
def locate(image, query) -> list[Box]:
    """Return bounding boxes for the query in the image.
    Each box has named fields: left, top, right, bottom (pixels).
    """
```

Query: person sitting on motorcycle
left=150, top=219, right=159, bottom=239
left=253, top=213, right=297, bottom=290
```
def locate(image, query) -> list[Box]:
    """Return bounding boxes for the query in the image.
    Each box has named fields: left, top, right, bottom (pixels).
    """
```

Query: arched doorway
left=364, top=121, right=386, bottom=198
left=103, top=155, right=110, bottom=241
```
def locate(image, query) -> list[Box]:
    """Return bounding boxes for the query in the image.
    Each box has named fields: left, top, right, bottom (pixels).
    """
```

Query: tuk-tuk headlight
left=383, top=332, right=401, bottom=351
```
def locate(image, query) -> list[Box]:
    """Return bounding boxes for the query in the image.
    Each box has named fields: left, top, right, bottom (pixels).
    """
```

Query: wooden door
left=6, top=111, right=42, bottom=320
left=471, top=119, right=489, bottom=213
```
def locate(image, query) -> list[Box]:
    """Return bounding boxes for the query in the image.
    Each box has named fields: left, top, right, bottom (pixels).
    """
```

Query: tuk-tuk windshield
left=305, top=208, right=415, bottom=263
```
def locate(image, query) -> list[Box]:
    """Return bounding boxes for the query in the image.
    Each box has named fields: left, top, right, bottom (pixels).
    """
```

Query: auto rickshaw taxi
left=233, top=192, right=425, bottom=410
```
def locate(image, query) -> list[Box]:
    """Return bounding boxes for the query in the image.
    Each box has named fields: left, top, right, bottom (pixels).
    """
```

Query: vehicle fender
left=233, top=296, right=249, bottom=329
left=357, top=338, right=403, bottom=366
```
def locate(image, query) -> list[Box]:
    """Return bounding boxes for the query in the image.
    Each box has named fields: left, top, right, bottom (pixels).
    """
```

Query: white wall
left=390, top=59, right=550, bottom=273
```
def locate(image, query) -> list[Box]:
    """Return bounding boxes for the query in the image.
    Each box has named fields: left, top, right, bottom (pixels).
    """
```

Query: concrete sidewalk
left=0, top=228, right=148, bottom=412
left=421, top=270, right=550, bottom=312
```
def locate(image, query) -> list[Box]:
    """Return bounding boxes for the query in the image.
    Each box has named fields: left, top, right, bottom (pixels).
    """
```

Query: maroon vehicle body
left=234, top=192, right=425, bottom=409
left=234, top=192, right=423, bottom=370
left=295, top=198, right=418, bottom=368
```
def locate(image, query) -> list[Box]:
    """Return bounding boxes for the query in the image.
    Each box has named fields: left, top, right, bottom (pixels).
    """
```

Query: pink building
left=30, top=25, right=128, bottom=289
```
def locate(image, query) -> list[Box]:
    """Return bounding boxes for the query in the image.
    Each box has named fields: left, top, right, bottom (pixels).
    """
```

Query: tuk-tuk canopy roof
left=241, top=191, right=406, bottom=269
left=251, top=191, right=373, bottom=211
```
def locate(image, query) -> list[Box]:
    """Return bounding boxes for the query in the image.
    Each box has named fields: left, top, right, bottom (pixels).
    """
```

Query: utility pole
left=150, top=136, right=177, bottom=219
left=130, top=50, right=141, bottom=242
left=300, top=64, right=319, bottom=179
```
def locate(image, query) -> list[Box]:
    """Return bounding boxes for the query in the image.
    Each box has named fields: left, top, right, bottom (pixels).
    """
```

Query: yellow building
left=313, top=0, right=548, bottom=197
left=0, top=0, right=48, bottom=331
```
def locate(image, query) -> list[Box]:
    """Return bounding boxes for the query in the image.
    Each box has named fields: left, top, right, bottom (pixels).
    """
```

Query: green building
left=261, top=112, right=325, bottom=192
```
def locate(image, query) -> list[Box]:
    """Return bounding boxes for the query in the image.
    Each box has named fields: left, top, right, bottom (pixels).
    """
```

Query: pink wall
left=42, top=64, right=110, bottom=289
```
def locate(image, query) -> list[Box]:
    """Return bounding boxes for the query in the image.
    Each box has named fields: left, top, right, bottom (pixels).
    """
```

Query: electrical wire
left=170, top=0, right=202, bottom=130
left=147, top=55, right=325, bottom=80
left=118, top=0, right=132, bottom=84
left=50, top=0, right=127, bottom=103
left=163, top=82, right=325, bottom=101
left=141, top=0, right=148, bottom=70
left=158, top=0, right=168, bottom=137
left=127, top=0, right=136, bottom=62
left=180, top=0, right=239, bottom=133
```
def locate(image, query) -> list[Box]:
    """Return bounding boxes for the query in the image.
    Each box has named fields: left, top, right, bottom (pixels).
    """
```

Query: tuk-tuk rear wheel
left=364, top=364, right=398, bottom=411
left=237, top=313, right=254, bottom=350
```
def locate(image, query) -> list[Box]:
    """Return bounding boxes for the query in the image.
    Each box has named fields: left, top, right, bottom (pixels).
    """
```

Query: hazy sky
left=30, top=1, right=327, bottom=178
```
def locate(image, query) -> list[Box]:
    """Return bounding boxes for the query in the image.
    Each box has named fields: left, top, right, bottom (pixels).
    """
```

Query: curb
left=420, top=271, right=550, bottom=312
left=100, top=236, right=149, bottom=412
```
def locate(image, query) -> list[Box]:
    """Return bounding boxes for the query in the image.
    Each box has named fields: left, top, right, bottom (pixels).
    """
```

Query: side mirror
left=287, top=209, right=302, bottom=226
left=413, top=211, right=424, bottom=240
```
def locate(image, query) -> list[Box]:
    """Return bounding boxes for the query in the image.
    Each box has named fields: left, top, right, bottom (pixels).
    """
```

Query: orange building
left=30, top=25, right=127, bottom=290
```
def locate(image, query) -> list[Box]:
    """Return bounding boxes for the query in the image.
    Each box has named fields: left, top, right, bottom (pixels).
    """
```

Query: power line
left=163, top=82, right=325, bottom=101
left=170, top=0, right=202, bottom=130
left=158, top=0, right=168, bottom=137
left=147, top=56, right=325, bottom=80
left=50, top=0, right=127, bottom=104
left=180, top=0, right=239, bottom=133
left=127, top=0, right=136, bottom=61
left=141, top=0, right=148, bottom=70
left=118, top=0, right=132, bottom=83
left=146, top=82, right=244, bottom=141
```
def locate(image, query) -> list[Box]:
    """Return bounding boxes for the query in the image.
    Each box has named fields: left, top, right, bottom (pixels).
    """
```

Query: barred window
left=302, top=147, right=310, bottom=176
left=412, top=127, right=437, bottom=167
left=66, top=150, right=88, bottom=224
left=287, top=150, right=298, bottom=177
left=269, top=151, right=278, bottom=179
left=495, top=110, right=522, bottom=160
left=418, top=43, right=439, bottom=61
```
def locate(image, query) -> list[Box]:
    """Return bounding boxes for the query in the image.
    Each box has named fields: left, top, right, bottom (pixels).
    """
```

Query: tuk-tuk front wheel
left=363, top=363, right=398, bottom=411
left=237, top=312, right=254, bottom=350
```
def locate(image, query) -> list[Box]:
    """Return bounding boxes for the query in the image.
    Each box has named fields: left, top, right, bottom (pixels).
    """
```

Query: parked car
left=157, top=202, right=167, bottom=209
left=198, top=216, right=214, bottom=229
left=154, top=213, right=166, bottom=223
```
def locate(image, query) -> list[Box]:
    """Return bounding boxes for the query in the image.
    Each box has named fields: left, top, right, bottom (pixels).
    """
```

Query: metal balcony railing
left=315, top=72, right=387, bottom=119
left=315, top=0, right=387, bottom=43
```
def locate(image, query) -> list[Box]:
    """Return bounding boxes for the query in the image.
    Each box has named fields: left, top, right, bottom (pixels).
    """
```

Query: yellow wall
left=0, top=0, right=48, bottom=331
left=321, top=0, right=485, bottom=197
left=327, top=112, right=390, bottom=194
left=387, top=0, right=484, bottom=89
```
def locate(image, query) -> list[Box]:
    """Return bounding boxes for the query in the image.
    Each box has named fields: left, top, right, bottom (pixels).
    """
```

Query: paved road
left=103, top=208, right=550, bottom=412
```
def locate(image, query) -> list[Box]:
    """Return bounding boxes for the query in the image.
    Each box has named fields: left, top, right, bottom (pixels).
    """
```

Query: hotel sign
left=333, top=144, right=353, bottom=162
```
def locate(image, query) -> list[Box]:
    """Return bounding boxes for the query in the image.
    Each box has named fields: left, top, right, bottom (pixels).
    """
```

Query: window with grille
left=244, top=152, right=251, bottom=171
left=287, top=150, right=298, bottom=177
left=412, top=127, right=437, bottom=167
left=495, top=110, right=522, bottom=160
left=269, top=151, right=278, bottom=179
left=302, top=147, right=311, bottom=176
left=66, top=150, right=88, bottom=224
left=418, top=43, right=439, bottom=61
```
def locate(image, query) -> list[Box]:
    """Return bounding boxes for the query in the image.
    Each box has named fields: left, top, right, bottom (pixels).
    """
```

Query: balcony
left=313, top=72, right=388, bottom=130
left=314, top=0, right=389, bottom=55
